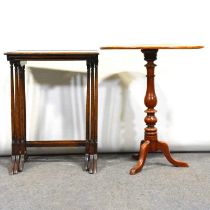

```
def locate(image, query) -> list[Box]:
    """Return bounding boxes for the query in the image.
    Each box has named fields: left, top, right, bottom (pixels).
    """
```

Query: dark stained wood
left=5, top=50, right=98, bottom=55
left=9, top=61, right=26, bottom=174
left=91, top=59, right=95, bottom=150
left=84, top=60, right=91, bottom=171
left=88, top=59, right=95, bottom=174
left=10, top=62, right=15, bottom=153
left=5, top=51, right=99, bottom=61
left=10, top=62, right=17, bottom=174
left=15, top=63, right=21, bottom=156
left=11, top=62, right=20, bottom=174
left=5, top=51, right=99, bottom=175
left=93, top=59, right=98, bottom=172
left=22, top=65, right=27, bottom=160
left=84, top=58, right=98, bottom=174
left=19, top=65, right=25, bottom=153
left=26, top=140, right=86, bottom=147
left=130, top=49, right=189, bottom=175
left=18, top=64, right=26, bottom=171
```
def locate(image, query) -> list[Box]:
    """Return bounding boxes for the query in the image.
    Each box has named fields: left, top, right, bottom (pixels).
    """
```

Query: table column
left=130, top=49, right=189, bottom=175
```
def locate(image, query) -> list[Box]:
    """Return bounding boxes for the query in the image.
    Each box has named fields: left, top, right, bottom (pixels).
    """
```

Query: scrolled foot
left=9, top=154, right=25, bottom=175
left=18, top=154, right=25, bottom=172
left=130, top=165, right=142, bottom=175
left=84, top=153, right=89, bottom=171
left=88, top=154, right=94, bottom=174
left=130, top=140, right=150, bottom=175
left=158, top=140, right=189, bottom=167
left=9, top=155, right=18, bottom=175
left=24, top=152, right=28, bottom=161
left=92, top=154, right=97, bottom=174
left=86, top=154, right=97, bottom=174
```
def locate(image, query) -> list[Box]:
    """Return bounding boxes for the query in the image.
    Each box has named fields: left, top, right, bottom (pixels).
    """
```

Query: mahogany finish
left=26, top=140, right=86, bottom=147
left=130, top=49, right=189, bottom=175
left=101, top=45, right=203, bottom=175
left=5, top=51, right=99, bottom=175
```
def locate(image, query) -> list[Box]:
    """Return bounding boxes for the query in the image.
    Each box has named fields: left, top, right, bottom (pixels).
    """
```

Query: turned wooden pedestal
left=101, top=45, right=203, bottom=175
left=4, top=51, right=99, bottom=175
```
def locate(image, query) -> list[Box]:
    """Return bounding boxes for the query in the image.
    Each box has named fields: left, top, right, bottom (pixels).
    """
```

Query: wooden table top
left=100, top=45, right=204, bottom=50
left=4, top=50, right=99, bottom=61
left=4, top=50, right=99, bottom=55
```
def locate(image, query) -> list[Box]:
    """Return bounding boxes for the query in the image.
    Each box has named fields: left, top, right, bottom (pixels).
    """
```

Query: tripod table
left=101, top=45, right=203, bottom=175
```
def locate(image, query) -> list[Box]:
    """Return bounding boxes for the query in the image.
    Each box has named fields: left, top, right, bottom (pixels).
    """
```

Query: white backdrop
left=0, top=0, right=209, bottom=155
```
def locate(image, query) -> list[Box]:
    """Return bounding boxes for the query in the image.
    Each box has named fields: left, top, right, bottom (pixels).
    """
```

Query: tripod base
left=130, top=140, right=189, bottom=175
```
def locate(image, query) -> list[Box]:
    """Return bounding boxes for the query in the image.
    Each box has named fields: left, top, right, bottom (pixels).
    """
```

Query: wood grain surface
left=101, top=45, right=204, bottom=50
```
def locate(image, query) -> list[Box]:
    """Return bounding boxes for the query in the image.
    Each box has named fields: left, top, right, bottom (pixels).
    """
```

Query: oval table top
left=100, top=45, right=204, bottom=50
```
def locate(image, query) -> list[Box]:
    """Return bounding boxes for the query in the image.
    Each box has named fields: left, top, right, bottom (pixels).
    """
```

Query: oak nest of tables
left=101, top=45, right=204, bottom=175
left=4, top=50, right=99, bottom=175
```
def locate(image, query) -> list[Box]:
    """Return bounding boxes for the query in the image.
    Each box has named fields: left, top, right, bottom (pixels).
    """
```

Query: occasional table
left=4, top=51, right=99, bottom=175
left=101, top=45, right=203, bottom=175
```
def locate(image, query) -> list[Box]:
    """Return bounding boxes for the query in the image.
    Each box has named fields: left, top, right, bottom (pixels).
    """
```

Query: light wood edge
left=100, top=45, right=204, bottom=50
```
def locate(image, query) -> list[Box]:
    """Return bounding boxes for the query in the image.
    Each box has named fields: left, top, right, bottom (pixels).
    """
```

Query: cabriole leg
left=130, top=50, right=188, bottom=175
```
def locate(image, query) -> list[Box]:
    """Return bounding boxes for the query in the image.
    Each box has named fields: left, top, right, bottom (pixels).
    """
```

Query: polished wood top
left=4, top=50, right=98, bottom=55
left=4, top=50, right=99, bottom=61
left=100, top=45, right=204, bottom=50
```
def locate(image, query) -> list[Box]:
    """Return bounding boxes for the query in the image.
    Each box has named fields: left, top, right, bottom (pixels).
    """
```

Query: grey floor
left=0, top=153, right=210, bottom=210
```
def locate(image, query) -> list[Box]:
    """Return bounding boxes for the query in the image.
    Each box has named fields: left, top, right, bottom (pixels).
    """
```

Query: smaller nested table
left=4, top=51, right=98, bottom=175
left=101, top=45, right=203, bottom=175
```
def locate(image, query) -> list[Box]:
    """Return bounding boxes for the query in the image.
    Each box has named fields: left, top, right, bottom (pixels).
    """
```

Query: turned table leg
left=10, top=61, right=27, bottom=174
left=84, top=59, right=91, bottom=171
left=89, top=58, right=98, bottom=174
left=93, top=58, right=98, bottom=174
left=85, top=57, right=98, bottom=174
left=130, top=49, right=188, bottom=175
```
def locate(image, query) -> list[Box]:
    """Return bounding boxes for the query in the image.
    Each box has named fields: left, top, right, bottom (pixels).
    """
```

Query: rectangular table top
left=4, top=50, right=99, bottom=61
left=4, top=50, right=99, bottom=55
left=100, top=45, right=204, bottom=50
